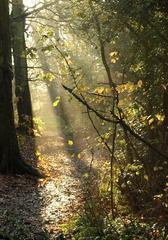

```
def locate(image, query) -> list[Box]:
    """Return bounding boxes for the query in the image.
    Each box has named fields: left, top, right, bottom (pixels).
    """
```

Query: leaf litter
left=0, top=133, right=84, bottom=239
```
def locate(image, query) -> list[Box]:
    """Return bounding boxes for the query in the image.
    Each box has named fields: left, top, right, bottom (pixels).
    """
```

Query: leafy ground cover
left=0, top=132, right=85, bottom=239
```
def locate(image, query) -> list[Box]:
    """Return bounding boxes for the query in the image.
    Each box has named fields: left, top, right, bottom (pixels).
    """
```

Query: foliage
left=64, top=215, right=168, bottom=240
left=3, top=0, right=168, bottom=237
left=0, top=211, right=50, bottom=240
left=63, top=0, right=168, bottom=216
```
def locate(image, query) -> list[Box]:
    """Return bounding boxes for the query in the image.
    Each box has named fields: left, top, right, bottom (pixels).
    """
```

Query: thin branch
left=88, top=0, right=115, bottom=89
left=12, top=1, right=56, bottom=20
left=63, top=85, right=168, bottom=161
left=87, top=109, right=113, bottom=155
left=63, top=84, right=119, bottom=124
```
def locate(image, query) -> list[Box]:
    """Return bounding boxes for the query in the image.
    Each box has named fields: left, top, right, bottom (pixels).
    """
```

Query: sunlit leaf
left=148, top=118, right=154, bottom=125
left=35, top=150, right=41, bottom=157
left=95, top=87, right=105, bottom=94
left=83, top=173, right=89, bottom=178
left=68, top=140, right=74, bottom=145
left=110, top=51, right=119, bottom=64
left=156, top=114, right=165, bottom=122
left=137, top=80, right=143, bottom=88
left=53, top=96, right=61, bottom=107
left=144, top=175, right=149, bottom=181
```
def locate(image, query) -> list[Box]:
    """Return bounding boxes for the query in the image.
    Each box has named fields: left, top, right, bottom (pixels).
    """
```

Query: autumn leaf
left=110, top=51, right=119, bottom=63
left=68, top=140, right=74, bottom=145
left=137, top=80, right=143, bottom=88
left=144, top=175, right=149, bottom=181
left=53, top=96, right=61, bottom=107
left=155, top=113, right=165, bottom=122
left=94, top=87, right=105, bottom=94
left=148, top=118, right=154, bottom=125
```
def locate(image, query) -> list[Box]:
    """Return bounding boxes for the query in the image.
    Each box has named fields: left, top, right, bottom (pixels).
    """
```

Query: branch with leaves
left=63, top=84, right=168, bottom=161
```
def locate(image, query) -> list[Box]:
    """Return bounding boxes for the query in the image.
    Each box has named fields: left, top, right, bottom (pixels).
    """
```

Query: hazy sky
left=23, top=0, right=38, bottom=7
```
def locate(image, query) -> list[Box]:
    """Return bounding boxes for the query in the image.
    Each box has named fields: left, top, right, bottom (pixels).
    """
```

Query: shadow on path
left=0, top=136, right=45, bottom=240
left=47, top=81, right=98, bottom=178
left=47, top=82, right=106, bottom=236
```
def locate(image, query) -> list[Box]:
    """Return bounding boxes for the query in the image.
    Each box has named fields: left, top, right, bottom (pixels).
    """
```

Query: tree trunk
left=11, top=0, right=33, bottom=134
left=0, top=0, right=40, bottom=176
left=162, top=86, right=168, bottom=153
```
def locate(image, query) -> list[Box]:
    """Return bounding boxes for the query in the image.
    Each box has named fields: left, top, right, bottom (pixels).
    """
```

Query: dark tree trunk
left=162, top=86, right=168, bottom=153
left=11, top=0, right=33, bottom=134
left=0, top=0, right=40, bottom=176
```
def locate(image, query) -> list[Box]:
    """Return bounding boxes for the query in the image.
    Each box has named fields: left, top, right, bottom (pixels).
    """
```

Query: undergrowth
left=62, top=215, right=168, bottom=240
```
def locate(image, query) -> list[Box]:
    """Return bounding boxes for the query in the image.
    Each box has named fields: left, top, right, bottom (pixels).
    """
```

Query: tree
left=59, top=0, right=168, bottom=212
left=0, top=0, right=40, bottom=175
left=11, top=0, right=33, bottom=134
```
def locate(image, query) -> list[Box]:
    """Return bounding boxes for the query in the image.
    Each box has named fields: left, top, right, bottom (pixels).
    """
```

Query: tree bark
left=162, top=86, right=168, bottom=152
left=11, top=0, right=33, bottom=134
left=0, top=0, right=40, bottom=176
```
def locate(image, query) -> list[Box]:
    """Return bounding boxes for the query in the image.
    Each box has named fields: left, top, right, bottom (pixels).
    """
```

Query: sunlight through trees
left=0, top=0, right=168, bottom=239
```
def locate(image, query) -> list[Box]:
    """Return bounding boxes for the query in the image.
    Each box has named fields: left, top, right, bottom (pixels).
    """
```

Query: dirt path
left=0, top=85, right=97, bottom=239
left=37, top=133, right=84, bottom=233
left=0, top=131, right=85, bottom=240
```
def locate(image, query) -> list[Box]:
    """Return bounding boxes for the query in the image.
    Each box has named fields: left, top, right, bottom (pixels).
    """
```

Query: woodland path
left=0, top=84, right=98, bottom=239
left=0, top=123, right=88, bottom=240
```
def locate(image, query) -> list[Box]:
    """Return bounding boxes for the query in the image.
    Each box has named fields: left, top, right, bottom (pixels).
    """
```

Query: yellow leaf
left=68, top=140, right=74, bottom=145
left=116, top=82, right=136, bottom=93
left=95, top=87, right=105, bottom=94
left=110, top=51, right=119, bottom=64
left=116, top=84, right=124, bottom=93
left=111, top=58, right=117, bottom=63
left=156, top=114, right=165, bottom=122
left=148, top=118, right=154, bottom=125
left=42, top=72, right=55, bottom=82
left=137, top=80, right=143, bottom=88
left=53, top=100, right=60, bottom=107
left=104, top=133, right=110, bottom=140
left=53, top=96, right=61, bottom=107
left=105, top=88, right=112, bottom=94
left=35, top=150, right=41, bottom=157
left=83, top=173, right=89, bottom=178
left=144, top=175, right=149, bottom=181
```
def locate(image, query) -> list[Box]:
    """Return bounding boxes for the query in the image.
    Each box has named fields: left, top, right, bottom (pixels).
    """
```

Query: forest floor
left=0, top=129, right=95, bottom=240
left=0, top=86, right=102, bottom=239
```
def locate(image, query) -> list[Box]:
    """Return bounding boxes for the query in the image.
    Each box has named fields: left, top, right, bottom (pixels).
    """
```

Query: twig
left=63, top=84, right=168, bottom=161
left=63, top=84, right=119, bottom=124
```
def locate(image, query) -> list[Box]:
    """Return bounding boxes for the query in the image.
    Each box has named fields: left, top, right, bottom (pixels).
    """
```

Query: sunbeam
left=0, top=0, right=167, bottom=239
left=23, top=0, right=38, bottom=7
